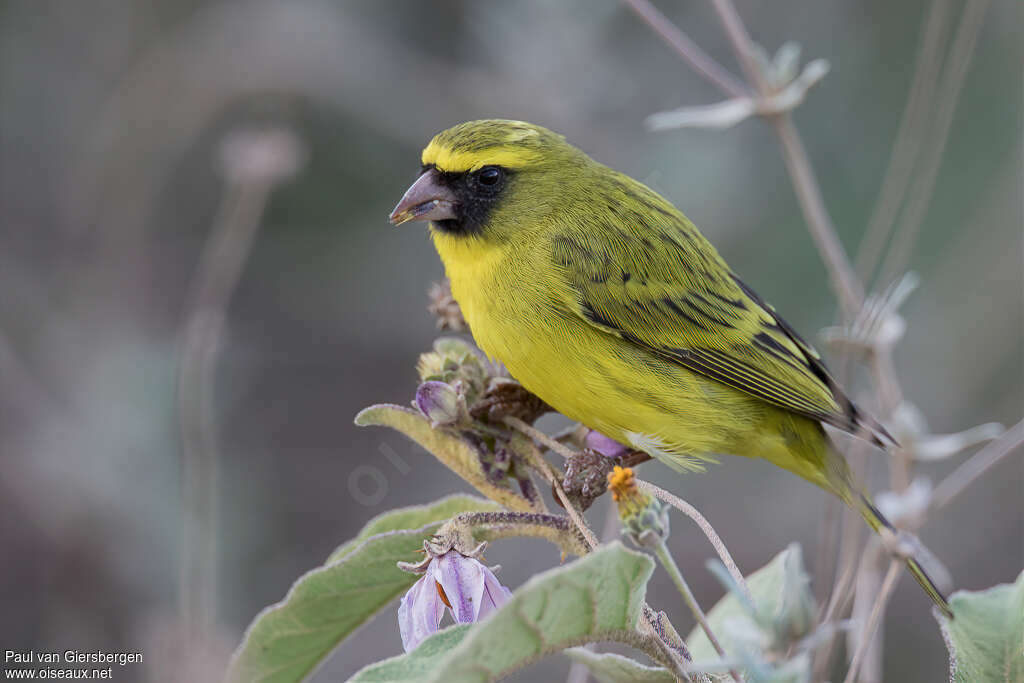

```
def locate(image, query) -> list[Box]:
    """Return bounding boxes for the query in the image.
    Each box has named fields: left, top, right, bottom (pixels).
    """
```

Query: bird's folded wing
left=549, top=218, right=891, bottom=444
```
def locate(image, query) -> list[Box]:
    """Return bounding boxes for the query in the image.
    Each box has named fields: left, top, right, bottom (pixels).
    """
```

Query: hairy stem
left=654, top=540, right=743, bottom=683
left=636, top=479, right=752, bottom=604
left=506, top=421, right=600, bottom=549
left=446, top=510, right=590, bottom=558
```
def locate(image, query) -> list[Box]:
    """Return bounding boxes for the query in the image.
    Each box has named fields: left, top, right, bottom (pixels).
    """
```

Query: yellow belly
left=434, top=230, right=827, bottom=480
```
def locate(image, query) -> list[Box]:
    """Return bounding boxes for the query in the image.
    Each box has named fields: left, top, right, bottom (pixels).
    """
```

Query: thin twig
left=930, top=418, right=1024, bottom=511
left=504, top=415, right=582, bottom=461
left=621, top=0, right=748, bottom=98
left=511, top=425, right=696, bottom=683
left=178, top=128, right=302, bottom=651
left=178, top=176, right=272, bottom=648
left=654, top=540, right=744, bottom=683
left=636, top=479, right=752, bottom=604
left=768, top=117, right=866, bottom=320
left=706, top=0, right=866, bottom=320
left=878, top=0, right=991, bottom=285
left=855, top=0, right=953, bottom=284
left=506, top=417, right=701, bottom=683
left=822, top=535, right=866, bottom=628
left=707, top=0, right=768, bottom=91
left=510, top=424, right=600, bottom=550
left=812, top=440, right=875, bottom=679
left=842, top=559, right=901, bottom=683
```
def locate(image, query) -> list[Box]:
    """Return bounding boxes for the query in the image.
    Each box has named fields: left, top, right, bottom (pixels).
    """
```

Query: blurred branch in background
left=842, top=559, right=901, bottom=683
left=930, top=418, right=1024, bottom=511
left=178, top=128, right=304, bottom=661
left=625, top=0, right=864, bottom=320
left=619, top=0, right=748, bottom=98
left=621, top=0, right=1004, bottom=680
left=855, top=0, right=954, bottom=284
left=875, top=0, right=993, bottom=288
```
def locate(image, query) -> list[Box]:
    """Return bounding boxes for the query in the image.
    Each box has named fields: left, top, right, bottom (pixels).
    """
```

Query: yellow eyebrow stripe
left=421, top=141, right=541, bottom=172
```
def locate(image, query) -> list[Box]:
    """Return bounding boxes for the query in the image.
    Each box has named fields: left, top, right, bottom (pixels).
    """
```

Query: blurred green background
left=1, top=0, right=1020, bottom=681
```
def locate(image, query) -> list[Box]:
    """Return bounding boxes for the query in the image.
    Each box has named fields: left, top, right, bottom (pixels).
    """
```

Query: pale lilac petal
left=433, top=551, right=486, bottom=623
left=585, top=430, right=629, bottom=458
left=415, top=381, right=461, bottom=426
left=397, top=574, right=444, bottom=652
left=476, top=566, right=513, bottom=620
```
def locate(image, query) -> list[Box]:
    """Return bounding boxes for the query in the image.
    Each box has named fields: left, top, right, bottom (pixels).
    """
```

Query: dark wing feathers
left=551, top=194, right=894, bottom=447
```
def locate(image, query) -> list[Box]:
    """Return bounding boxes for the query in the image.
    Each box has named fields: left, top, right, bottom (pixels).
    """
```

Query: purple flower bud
left=415, top=381, right=463, bottom=426
left=585, top=430, right=629, bottom=458
left=397, top=551, right=512, bottom=652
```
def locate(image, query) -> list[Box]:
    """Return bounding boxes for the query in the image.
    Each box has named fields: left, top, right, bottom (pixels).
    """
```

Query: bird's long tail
left=853, top=494, right=953, bottom=618
left=806, top=435, right=953, bottom=618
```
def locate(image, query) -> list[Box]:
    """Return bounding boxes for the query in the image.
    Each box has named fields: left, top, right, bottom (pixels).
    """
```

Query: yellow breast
left=430, top=226, right=738, bottom=469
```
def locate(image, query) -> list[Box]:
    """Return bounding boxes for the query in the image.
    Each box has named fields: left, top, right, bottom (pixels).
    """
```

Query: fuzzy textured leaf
left=326, top=494, right=501, bottom=564
left=937, top=569, right=1024, bottom=683
left=355, top=404, right=538, bottom=511
left=350, top=543, right=656, bottom=683
left=227, top=495, right=501, bottom=683
left=686, top=545, right=798, bottom=661
left=564, top=649, right=674, bottom=683
left=349, top=626, right=472, bottom=683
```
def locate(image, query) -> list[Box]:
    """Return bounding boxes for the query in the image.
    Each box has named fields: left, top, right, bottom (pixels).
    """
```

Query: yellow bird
left=389, top=119, right=950, bottom=615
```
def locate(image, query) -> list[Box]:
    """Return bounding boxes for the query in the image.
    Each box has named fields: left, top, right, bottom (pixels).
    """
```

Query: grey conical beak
left=389, top=169, right=458, bottom=225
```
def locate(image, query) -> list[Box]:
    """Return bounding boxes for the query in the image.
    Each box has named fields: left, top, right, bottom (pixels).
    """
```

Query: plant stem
left=178, top=170, right=272, bottom=651
left=654, top=541, right=744, bottom=683
left=636, top=479, right=752, bottom=604
left=621, top=0, right=748, bottom=98
left=930, top=418, right=1024, bottom=511
left=855, top=0, right=953, bottom=283
left=509, top=422, right=600, bottom=550
left=506, top=420, right=696, bottom=680
left=878, top=0, right=991, bottom=285
left=842, top=559, right=901, bottom=683
left=449, top=511, right=590, bottom=558
left=769, top=116, right=865, bottom=320
left=505, top=414, right=582, bottom=461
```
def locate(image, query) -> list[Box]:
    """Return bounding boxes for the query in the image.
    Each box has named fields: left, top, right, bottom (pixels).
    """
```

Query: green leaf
left=937, top=569, right=1024, bottom=683
left=346, top=626, right=473, bottom=683
left=349, top=626, right=472, bottom=683
left=226, top=495, right=500, bottom=683
left=687, top=544, right=811, bottom=661
left=564, top=649, right=674, bottom=683
left=326, top=494, right=502, bottom=564
left=355, top=404, right=539, bottom=512
left=350, top=542, right=656, bottom=683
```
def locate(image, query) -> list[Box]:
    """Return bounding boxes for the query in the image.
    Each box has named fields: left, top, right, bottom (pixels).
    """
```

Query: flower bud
left=607, top=466, right=669, bottom=547
left=416, top=338, right=489, bottom=405
left=415, top=381, right=466, bottom=427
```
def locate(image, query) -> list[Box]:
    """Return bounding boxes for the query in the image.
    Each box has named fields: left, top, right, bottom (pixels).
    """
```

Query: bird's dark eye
left=477, top=166, right=503, bottom=187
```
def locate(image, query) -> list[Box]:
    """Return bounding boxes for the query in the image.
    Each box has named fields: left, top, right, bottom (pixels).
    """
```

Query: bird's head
left=389, top=120, right=587, bottom=243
